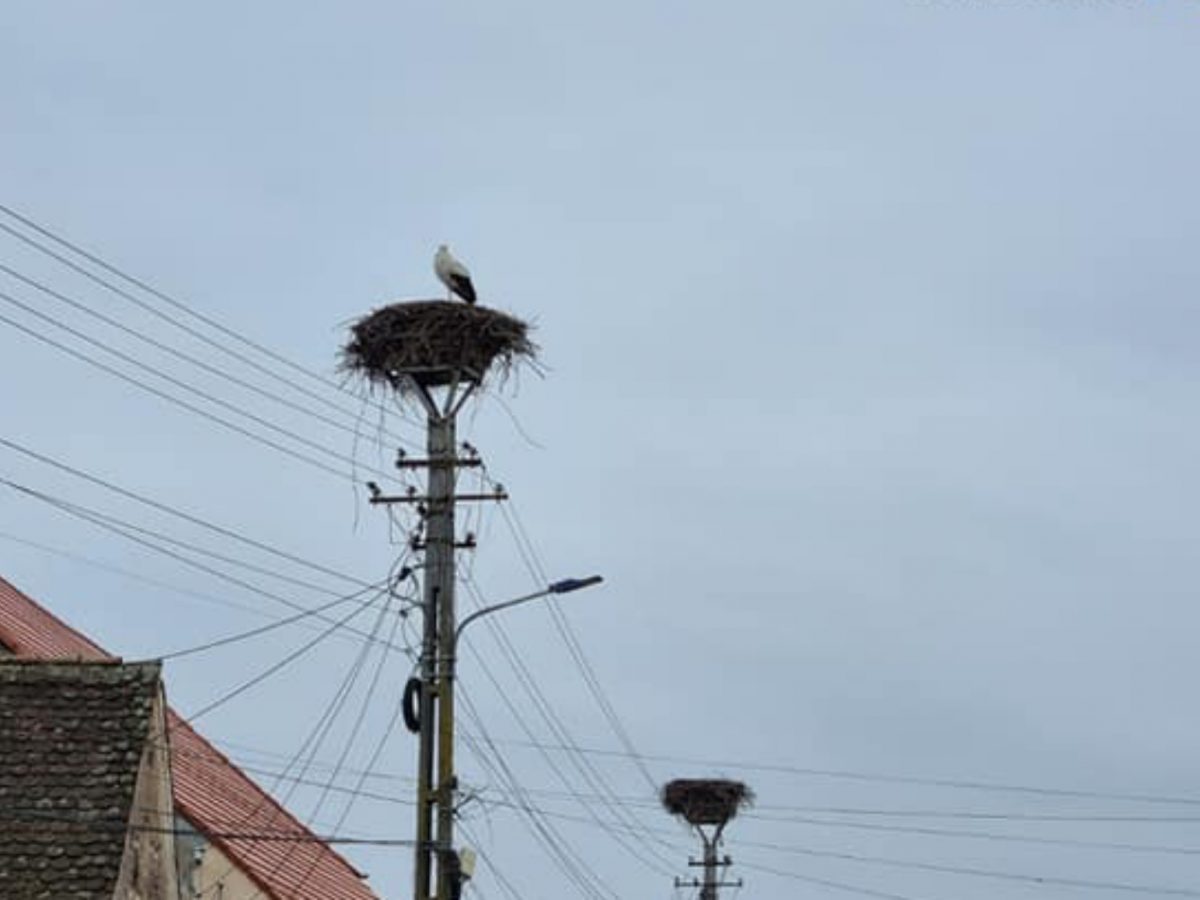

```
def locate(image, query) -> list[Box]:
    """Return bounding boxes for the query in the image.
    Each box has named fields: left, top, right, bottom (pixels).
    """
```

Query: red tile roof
left=0, top=575, right=379, bottom=900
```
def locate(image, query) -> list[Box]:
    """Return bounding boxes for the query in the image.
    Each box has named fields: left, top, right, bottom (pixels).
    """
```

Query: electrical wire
left=143, top=746, right=1200, bottom=861
left=741, top=844, right=1200, bottom=897
left=458, top=570, right=678, bottom=875
left=459, top=818, right=533, bottom=900
left=0, top=204, right=422, bottom=450
left=252, top=567, right=405, bottom=897
left=456, top=687, right=618, bottom=900
left=741, top=816, right=1200, bottom=856
left=195, top=572, right=402, bottom=898
left=0, top=433, right=368, bottom=587
left=327, top=653, right=420, bottom=837
left=457, top=619, right=675, bottom=878
left=0, top=261, right=399, bottom=451
left=0, top=287, right=400, bottom=485
left=159, top=579, right=392, bottom=661
left=187, top=737, right=1200, bottom=832
left=746, top=808, right=1200, bottom=824
left=495, top=493, right=660, bottom=795
left=178, top=584, right=389, bottom=724
left=1, top=809, right=415, bottom=846
left=474, top=734, right=1200, bottom=811
left=0, top=528, right=282, bottom=621
left=0, top=476, right=407, bottom=653
left=280, top=572, right=413, bottom=898
left=10, top=489, right=354, bottom=599
left=0, top=306, right=357, bottom=482
left=459, top=547, right=664, bottom=849
left=739, top=861, right=936, bottom=900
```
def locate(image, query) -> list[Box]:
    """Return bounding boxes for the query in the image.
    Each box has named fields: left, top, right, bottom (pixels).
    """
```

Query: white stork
left=434, top=244, right=477, bottom=305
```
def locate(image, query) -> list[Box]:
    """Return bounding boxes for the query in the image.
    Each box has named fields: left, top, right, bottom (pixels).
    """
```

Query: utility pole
left=429, top=407, right=457, bottom=900
left=372, top=382, right=493, bottom=900
left=699, top=832, right=720, bottom=900
left=418, top=406, right=454, bottom=900
left=679, top=841, right=738, bottom=900
left=342, top=294, right=537, bottom=900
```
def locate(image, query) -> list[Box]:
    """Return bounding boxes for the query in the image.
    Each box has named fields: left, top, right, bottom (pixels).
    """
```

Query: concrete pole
left=699, top=832, right=718, bottom=900
left=432, top=411, right=458, bottom=900
left=414, top=409, right=456, bottom=900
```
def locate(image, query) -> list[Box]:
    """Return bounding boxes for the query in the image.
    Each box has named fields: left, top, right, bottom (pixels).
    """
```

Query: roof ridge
left=0, top=575, right=113, bottom=659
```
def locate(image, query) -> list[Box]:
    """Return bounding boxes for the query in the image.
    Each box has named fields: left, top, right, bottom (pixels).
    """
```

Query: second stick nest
left=661, top=779, right=754, bottom=827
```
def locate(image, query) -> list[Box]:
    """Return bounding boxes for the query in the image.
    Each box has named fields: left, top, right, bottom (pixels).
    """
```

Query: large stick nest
left=661, top=779, right=754, bottom=826
left=340, top=300, right=538, bottom=390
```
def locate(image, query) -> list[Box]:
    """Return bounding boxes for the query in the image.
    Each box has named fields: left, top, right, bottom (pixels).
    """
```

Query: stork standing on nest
left=434, top=244, right=477, bottom=305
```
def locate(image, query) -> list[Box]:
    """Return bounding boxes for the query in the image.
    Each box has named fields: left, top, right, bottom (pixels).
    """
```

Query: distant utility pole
left=661, top=779, right=752, bottom=900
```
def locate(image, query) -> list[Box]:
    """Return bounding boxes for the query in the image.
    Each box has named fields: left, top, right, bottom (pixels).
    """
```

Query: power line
left=497, top=496, right=660, bottom=793
left=0, top=286, right=398, bottom=484
left=457, top=609, right=675, bottom=879
left=194, top=581, right=405, bottom=898
left=0, top=261, right=401, bottom=450
left=188, top=735, right=1200, bottom=829
left=16, top=488, right=355, bottom=599
left=327, top=650, right=419, bottom=839
left=456, top=687, right=619, bottom=900
left=179, top=585, right=389, bottom=724
left=479, top=734, right=1200, bottom=811
left=741, top=842, right=1200, bottom=897
left=458, top=570, right=677, bottom=875
left=0, top=204, right=421, bottom=450
left=458, top=820, right=529, bottom=900
left=5, top=816, right=415, bottom=846
left=739, top=861, right=936, bottom=900
left=736, top=813, right=1200, bottom=857
left=0, top=306, right=358, bottom=483
left=156, top=746, right=1200, bottom=860
left=159, top=578, right=394, bottom=661
left=0, top=528, right=282, bottom=621
left=747, top=808, right=1200, bottom=824
left=0, top=476, right=407, bottom=654
left=0, top=433, right=367, bottom=587
left=281, top=579, right=411, bottom=898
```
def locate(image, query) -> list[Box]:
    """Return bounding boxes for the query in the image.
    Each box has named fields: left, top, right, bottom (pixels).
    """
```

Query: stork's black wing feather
left=450, top=274, right=477, bottom=305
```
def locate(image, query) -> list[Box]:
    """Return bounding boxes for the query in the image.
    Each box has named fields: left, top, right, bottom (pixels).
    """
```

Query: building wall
left=185, top=836, right=264, bottom=900
left=114, top=690, right=181, bottom=900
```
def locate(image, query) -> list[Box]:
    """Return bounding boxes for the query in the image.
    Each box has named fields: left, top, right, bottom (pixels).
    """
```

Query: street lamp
left=436, top=574, right=604, bottom=900
left=454, top=575, right=604, bottom=646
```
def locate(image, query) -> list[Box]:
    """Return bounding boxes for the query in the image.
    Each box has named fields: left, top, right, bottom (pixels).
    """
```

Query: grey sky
left=3, top=2, right=1200, bottom=898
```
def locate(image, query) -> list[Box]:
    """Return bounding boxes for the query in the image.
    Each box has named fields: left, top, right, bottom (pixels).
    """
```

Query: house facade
left=0, top=575, right=380, bottom=900
left=0, top=658, right=180, bottom=900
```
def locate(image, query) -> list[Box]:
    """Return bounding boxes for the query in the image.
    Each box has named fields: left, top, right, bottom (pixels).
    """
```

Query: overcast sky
left=3, top=2, right=1200, bottom=899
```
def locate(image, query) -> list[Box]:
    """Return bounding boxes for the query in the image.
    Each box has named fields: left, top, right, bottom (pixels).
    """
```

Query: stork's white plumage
left=434, top=244, right=477, bottom=305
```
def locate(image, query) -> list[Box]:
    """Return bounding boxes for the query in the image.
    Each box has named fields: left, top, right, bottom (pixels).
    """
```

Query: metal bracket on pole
left=410, top=535, right=477, bottom=552
left=370, top=491, right=508, bottom=505
left=674, top=878, right=744, bottom=889
left=396, top=457, right=483, bottom=469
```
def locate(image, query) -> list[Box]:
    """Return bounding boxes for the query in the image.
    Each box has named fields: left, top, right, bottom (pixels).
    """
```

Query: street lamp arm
left=453, top=575, right=603, bottom=647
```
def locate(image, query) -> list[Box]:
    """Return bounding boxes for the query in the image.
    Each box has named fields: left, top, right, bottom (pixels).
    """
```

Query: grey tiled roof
left=0, top=659, right=161, bottom=899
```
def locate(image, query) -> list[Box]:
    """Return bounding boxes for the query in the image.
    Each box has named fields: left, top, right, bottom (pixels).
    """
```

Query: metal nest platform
left=340, top=299, right=538, bottom=391
left=661, top=779, right=754, bottom=827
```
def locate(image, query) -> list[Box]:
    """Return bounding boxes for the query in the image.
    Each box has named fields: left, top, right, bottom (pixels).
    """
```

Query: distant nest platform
left=341, top=300, right=539, bottom=391
left=661, top=779, right=754, bottom=827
